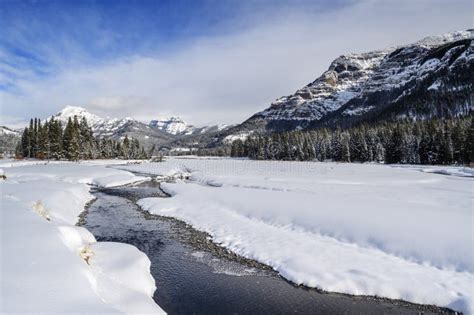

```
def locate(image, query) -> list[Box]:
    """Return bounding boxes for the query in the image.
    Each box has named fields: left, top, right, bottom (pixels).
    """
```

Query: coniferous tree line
left=16, top=116, right=149, bottom=160
left=231, top=116, right=474, bottom=165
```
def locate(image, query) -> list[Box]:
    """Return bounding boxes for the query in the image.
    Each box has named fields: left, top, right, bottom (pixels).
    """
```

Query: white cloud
left=1, top=0, right=472, bottom=127
left=0, top=115, right=28, bottom=129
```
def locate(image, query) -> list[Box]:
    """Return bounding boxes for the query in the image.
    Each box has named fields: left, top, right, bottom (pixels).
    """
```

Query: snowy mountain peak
left=413, top=30, right=471, bottom=48
left=49, top=106, right=136, bottom=138
left=52, top=105, right=103, bottom=126
left=149, top=117, right=191, bottom=135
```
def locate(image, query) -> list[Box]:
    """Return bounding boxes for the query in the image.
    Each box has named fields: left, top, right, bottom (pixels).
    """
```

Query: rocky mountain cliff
left=220, top=30, right=473, bottom=142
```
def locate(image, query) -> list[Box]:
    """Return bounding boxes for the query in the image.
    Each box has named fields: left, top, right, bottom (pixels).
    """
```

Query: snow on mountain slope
left=265, top=30, right=471, bottom=121
left=149, top=117, right=232, bottom=137
left=260, top=50, right=388, bottom=122
left=47, top=106, right=175, bottom=151
left=222, top=30, right=473, bottom=138
left=150, top=117, right=191, bottom=135
left=0, top=126, right=20, bottom=136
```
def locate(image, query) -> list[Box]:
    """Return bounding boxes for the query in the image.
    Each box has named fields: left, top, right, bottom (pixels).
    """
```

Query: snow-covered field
left=1, top=157, right=472, bottom=314
left=0, top=160, right=165, bottom=314
left=118, top=157, right=473, bottom=314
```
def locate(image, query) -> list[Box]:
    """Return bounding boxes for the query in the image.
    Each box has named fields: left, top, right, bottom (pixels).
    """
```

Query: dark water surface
left=80, top=181, right=451, bottom=315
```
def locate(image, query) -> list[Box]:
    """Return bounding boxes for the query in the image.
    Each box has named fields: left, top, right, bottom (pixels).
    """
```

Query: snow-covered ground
left=0, top=161, right=165, bottom=314
left=117, top=157, right=473, bottom=314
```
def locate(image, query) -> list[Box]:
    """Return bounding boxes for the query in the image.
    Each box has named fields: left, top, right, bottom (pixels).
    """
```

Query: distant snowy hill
left=149, top=117, right=192, bottom=135
left=221, top=30, right=473, bottom=140
left=149, top=117, right=231, bottom=137
left=0, top=126, right=21, bottom=155
left=0, top=126, right=20, bottom=136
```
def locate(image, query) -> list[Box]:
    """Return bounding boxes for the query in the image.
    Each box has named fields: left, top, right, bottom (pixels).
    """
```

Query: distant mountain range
left=1, top=30, right=472, bottom=155
left=47, top=105, right=233, bottom=150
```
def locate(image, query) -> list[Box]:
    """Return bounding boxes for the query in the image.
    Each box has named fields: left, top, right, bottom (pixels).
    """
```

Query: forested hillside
left=16, top=116, right=149, bottom=160
left=231, top=116, right=474, bottom=165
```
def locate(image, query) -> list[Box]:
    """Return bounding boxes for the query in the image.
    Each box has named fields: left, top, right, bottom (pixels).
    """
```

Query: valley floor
left=1, top=157, right=472, bottom=314
left=122, top=157, right=473, bottom=314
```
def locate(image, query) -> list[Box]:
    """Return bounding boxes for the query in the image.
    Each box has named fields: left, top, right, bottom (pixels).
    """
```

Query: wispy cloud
left=1, top=0, right=472, bottom=127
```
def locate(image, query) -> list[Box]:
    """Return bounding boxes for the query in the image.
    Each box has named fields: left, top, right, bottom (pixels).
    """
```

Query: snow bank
left=88, top=242, right=160, bottom=314
left=1, top=162, right=164, bottom=314
left=391, top=164, right=474, bottom=178
left=129, top=158, right=473, bottom=313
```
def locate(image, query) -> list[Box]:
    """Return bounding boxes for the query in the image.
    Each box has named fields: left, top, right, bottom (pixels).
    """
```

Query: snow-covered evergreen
left=231, top=116, right=474, bottom=165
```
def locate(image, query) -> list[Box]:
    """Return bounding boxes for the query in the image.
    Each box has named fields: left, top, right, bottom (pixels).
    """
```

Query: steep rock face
left=223, top=30, right=473, bottom=140
left=261, top=50, right=388, bottom=122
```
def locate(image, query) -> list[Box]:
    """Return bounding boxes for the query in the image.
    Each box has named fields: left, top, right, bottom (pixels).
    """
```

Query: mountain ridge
left=218, top=30, right=473, bottom=143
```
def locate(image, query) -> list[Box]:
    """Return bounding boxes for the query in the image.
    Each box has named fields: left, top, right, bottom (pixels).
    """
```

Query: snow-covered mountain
left=49, top=106, right=134, bottom=137
left=0, top=126, right=20, bottom=136
left=149, top=117, right=231, bottom=136
left=0, top=126, right=21, bottom=155
left=48, top=106, right=174, bottom=149
left=149, top=117, right=192, bottom=135
left=46, top=106, right=232, bottom=152
left=222, top=30, right=473, bottom=139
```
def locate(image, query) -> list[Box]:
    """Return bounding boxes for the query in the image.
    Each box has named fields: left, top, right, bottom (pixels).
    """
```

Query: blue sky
left=2, top=0, right=345, bottom=85
left=1, top=0, right=472, bottom=127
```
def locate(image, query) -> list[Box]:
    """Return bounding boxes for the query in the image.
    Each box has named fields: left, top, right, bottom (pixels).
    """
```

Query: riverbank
left=0, top=161, right=165, bottom=314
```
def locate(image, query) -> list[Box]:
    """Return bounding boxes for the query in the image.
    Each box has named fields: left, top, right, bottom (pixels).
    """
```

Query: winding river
left=79, top=179, right=452, bottom=314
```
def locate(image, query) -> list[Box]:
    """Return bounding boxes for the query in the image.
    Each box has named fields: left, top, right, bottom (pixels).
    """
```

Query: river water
left=80, top=180, right=451, bottom=315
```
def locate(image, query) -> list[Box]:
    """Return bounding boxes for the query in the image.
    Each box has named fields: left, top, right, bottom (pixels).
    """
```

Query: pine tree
left=340, top=132, right=351, bottom=162
left=37, top=120, right=49, bottom=159
left=63, top=117, right=80, bottom=161
left=20, top=127, right=30, bottom=158
left=385, top=124, right=404, bottom=164
left=49, top=119, right=63, bottom=160
left=28, top=119, right=34, bottom=158
left=32, top=118, right=38, bottom=158
left=122, top=135, right=130, bottom=159
left=465, top=116, right=474, bottom=165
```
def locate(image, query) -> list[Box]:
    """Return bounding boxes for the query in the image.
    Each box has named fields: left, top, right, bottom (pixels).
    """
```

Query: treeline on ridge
left=16, top=116, right=149, bottom=160
left=230, top=116, right=474, bottom=165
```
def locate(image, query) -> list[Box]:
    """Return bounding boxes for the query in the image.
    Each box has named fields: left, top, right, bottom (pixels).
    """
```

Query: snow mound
left=1, top=161, right=165, bottom=313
